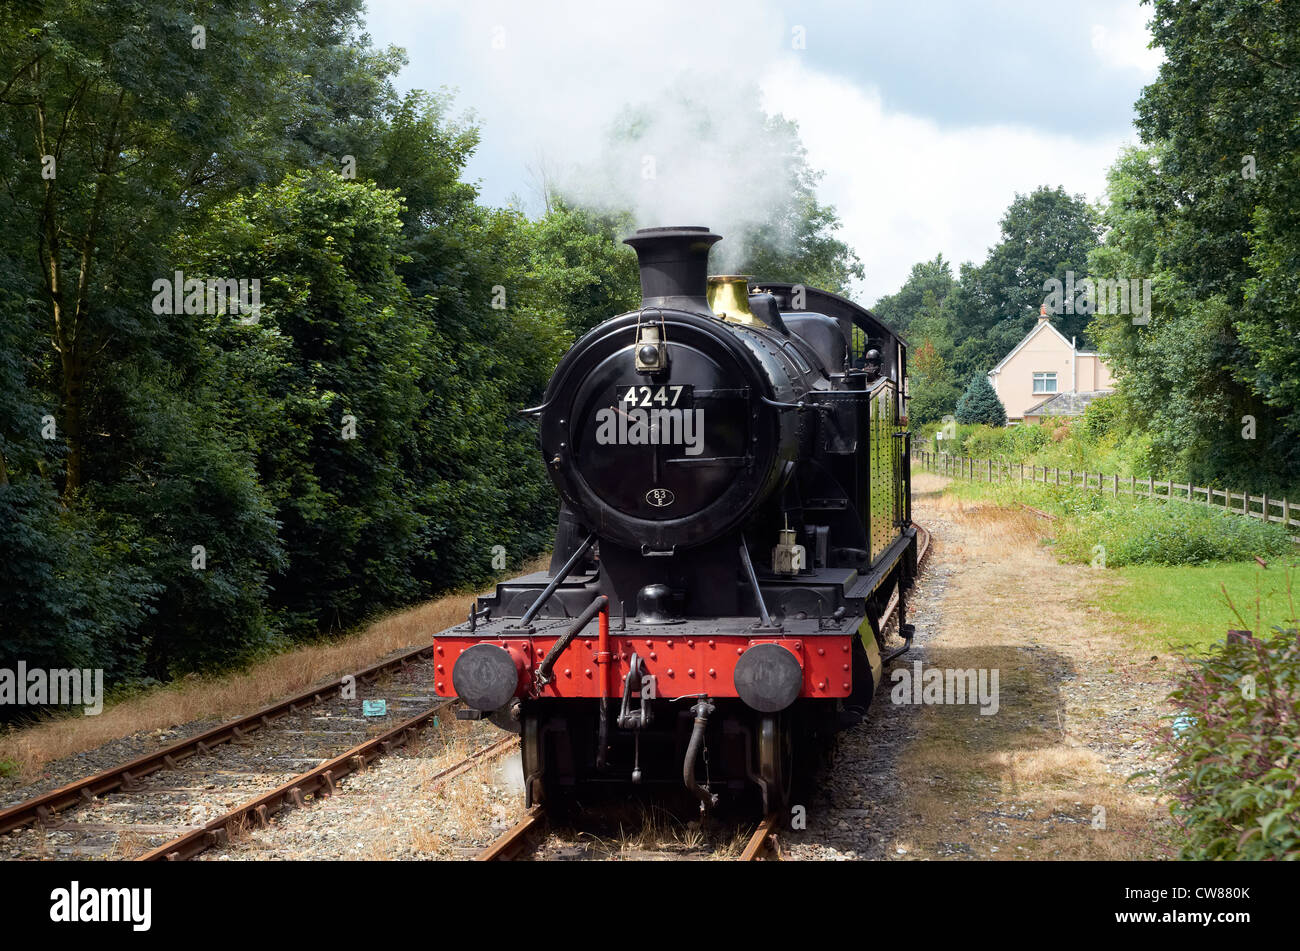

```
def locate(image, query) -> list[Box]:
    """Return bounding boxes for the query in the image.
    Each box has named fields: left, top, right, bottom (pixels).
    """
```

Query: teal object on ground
left=362, top=699, right=388, bottom=717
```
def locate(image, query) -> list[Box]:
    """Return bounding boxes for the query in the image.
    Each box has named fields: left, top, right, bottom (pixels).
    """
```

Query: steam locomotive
left=432, top=226, right=917, bottom=814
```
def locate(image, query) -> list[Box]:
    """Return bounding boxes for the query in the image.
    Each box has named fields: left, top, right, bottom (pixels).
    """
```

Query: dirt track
left=782, top=472, right=1176, bottom=860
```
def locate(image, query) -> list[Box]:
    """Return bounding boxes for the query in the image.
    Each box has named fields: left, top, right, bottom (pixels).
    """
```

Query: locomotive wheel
left=757, top=712, right=794, bottom=813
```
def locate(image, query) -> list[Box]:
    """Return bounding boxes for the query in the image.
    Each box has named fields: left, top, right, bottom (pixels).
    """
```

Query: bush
left=1149, top=625, right=1300, bottom=860
left=954, top=376, right=1007, bottom=426
left=947, top=480, right=1295, bottom=567
left=1076, top=392, right=1124, bottom=442
left=1053, top=497, right=1294, bottom=567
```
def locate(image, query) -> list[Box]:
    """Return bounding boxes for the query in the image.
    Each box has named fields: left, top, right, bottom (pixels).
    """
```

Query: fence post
left=1055, top=467, right=1060, bottom=487
left=1262, top=492, right=1270, bottom=523
left=1113, top=473, right=1118, bottom=497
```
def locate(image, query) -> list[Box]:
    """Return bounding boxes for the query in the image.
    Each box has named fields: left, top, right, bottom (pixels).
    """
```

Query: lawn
left=1102, top=561, right=1298, bottom=656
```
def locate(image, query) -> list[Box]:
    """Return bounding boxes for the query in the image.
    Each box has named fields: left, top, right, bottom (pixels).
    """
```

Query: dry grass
left=0, top=557, right=547, bottom=780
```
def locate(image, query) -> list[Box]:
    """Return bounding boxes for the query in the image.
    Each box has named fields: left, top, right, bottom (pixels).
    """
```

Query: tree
left=0, top=3, right=574, bottom=686
left=1086, top=0, right=1300, bottom=488
left=0, top=0, right=401, bottom=499
left=873, top=255, right=956, bottom=337
left=907, top=339, right=963, bottom=426
left=874, top=256, right=961, bottom=423
left=513, top=200, right=640, bottom=337
left=955, top=375, right=1007, bottom=427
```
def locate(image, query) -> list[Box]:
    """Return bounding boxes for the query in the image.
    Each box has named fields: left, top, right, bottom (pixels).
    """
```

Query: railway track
left=146, top=731, right=519, bottom=861
left=477, top=805, right=545, bottom=861
left=0, top=645, right=450, bottom=860
left=739, top=813, right=781, bottom=860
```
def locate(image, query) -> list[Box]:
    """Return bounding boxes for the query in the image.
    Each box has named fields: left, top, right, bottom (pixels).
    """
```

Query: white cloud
left=759, top=61, right=1130, bottom=301
left=365, top=0, right=1150, bottom=302
left=1090, top=5, right=1164, bottom=75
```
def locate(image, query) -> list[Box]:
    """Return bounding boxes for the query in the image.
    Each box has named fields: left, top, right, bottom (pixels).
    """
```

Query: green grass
left=1101, top=561, right=1299, bottom=656
left=0, top=758, right=19, bottom=779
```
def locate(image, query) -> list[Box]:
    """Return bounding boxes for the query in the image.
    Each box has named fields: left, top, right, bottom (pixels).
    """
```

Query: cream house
left=987, top=308, right=1114, bottom=423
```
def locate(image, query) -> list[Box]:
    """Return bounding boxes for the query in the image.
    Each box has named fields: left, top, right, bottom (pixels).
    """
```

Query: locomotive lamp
left=634, top=322, right=667, bottom=373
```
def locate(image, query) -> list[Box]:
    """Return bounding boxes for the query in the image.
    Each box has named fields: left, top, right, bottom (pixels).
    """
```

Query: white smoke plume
left=549, top=75, right=817, bottom=272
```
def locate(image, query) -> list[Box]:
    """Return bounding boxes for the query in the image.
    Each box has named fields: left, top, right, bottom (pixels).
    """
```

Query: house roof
left=1022, top=389, right=1113, bottom=418
left=987, top=318, right=1076, bottom=376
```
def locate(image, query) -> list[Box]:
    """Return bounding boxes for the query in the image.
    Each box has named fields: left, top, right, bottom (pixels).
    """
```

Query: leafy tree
left=734, top=112, right=865, bottom=294
left=873, top=255, right=956, bottom=337
left=0, top=3, right=572, bottom=689
left=0, top=0, right=399, bottom=500
left=0, top=269, right=160, bottom=679
left=512, top=200, right=640, bottom=337
left=875, top=256, right=961, bottom=424
left=954, top=375, right=1007, bottom=427
left=1087, top=0, right=1300, bottom=488
left=907, top=339, right=963, bottom=426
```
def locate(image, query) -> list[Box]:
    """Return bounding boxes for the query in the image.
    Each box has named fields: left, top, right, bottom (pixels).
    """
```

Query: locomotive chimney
left=623, top=226, right=721, bottom=313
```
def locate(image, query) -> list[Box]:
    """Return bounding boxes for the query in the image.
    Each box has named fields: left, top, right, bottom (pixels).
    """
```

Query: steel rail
left=0, top=645, right=434, bottom=836
left=476, top=804, right=545, bottom=861
left=740, top=813, right=781, bottom=861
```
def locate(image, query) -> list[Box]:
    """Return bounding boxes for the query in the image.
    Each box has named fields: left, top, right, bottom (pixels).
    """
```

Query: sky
left=361, top=0, right=1163, bottom=304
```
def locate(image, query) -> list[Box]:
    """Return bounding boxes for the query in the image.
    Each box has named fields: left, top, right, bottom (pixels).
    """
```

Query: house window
left=1033, top=372, right=1057, bottom=394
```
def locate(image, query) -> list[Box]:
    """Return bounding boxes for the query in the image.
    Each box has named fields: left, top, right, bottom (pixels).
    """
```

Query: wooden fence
left=913, top=449, right=1300, bottom=534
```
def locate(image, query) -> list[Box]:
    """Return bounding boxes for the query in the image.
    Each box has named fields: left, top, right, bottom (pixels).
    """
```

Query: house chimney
left=1038, top=304, right=1052, bottom=324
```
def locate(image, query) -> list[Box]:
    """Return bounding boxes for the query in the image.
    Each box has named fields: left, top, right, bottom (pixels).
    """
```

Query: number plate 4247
left=619, top=384, right=692, bottom=408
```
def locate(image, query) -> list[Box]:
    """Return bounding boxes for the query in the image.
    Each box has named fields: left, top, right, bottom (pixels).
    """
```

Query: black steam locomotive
left=432, top=226, right=917, bottom=814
